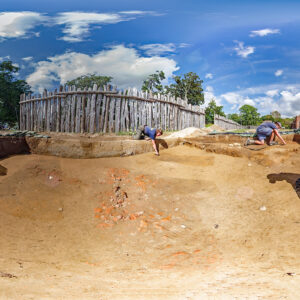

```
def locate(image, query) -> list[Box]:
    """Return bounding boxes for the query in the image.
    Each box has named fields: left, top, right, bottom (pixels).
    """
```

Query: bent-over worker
left=245, top=121, right=286, bottom=146
left=133, top=125, right=163, bottom=155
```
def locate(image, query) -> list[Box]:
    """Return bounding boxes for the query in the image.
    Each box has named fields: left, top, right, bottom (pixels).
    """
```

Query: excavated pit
left=0, top=133, right=299, bottom=299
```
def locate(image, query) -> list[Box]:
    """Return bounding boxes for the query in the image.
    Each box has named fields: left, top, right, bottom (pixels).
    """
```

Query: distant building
left=292, top=115, right=300, bottom=129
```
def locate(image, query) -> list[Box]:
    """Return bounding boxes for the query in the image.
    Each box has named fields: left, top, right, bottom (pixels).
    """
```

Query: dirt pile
left=165, top=127, right=207, bottom=138
left=165, top=125, right=226, bottom=139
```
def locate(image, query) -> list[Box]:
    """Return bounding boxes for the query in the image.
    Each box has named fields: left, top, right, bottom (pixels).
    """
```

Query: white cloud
left=0, top=12, right=46, bottom=41
left=275, top=69, right=283, bottom=76
left=250, top=28, right=280, bottom=37
left=139, top=43, right=176, bottom=56
left=55, top=12, right=123, bottom=42
left=266, top=89, right=279, bottom=97
left=220, top=85, right=300, bottom=117
left=0, top=55, right=10, bottom=61
left=22, top=56, right=33, bottom=61
left=205, top=73, right=213, bottom=79
left=280, top=90, right=300, bottom=113
left=139, top=43, right=191, bottom=56
left=204, top=86, right=222, bottom=106
left=221, top=92, right=240, bottom=105
left=55, top=11, right=157, bottom=42
left=234, top=41, right=255, bottom=58
left=244, top=98, right=255, bottom=106
left=119, top=10, right=155, bottom=15
left=178, top=43, right=191, bottom=48
left=26, top=45, right=179, bottom=93
left=0, top=11, right=161, bottom=43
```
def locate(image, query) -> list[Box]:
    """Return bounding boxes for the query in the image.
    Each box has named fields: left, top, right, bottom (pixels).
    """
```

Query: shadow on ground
left=156, top=139, right=169, bottom=151
left=0, top=164, right=7, bottom=176
left=267, top=173, right=300, bottom=198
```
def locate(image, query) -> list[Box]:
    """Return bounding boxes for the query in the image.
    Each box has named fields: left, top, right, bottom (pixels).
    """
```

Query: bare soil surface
left=0, top=143, right=300, bottom=299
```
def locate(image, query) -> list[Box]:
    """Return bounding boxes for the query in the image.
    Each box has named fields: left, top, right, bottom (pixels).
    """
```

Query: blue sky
left=1, top=0, right=300, bottom=117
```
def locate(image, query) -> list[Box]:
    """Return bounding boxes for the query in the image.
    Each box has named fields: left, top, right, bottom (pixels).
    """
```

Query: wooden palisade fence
left=19, top=84, right=205, bottom=133
left=214, top=114, right=245, bottom=130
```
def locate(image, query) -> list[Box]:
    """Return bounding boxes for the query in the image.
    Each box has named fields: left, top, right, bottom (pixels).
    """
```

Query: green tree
left=259, top=115, right=293, bottom=128
left=0, top=61, right=31, bottom=126
left=205, top=99, right=226, bottom=124
left=271, top=110, right=281, bottom=120
left=166, top=72, right=204, bottom=105
left=260, top=114, right=274, bottom=122
left=227, top=113, right=240, bottom=123
left=66, top=74, right=112, bottom=89
left=142, top=70, right=165, bottom=95
left=239, top=104, right=260, bottom=125
left=280, top=118, right=293, bottom=129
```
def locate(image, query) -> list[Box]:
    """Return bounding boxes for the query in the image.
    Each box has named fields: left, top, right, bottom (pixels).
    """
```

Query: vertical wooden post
left=51, top=89, right=57, bottom=132
left=109, top=86, right=116, bottom=133
left=84, top=87, right=91, bottom=132
left=89, top=84, right=97, bottom=133
left=75, top=88, right=81, bottom=133
left=124, top=90, right=129, bottom=132
left=133, top=89, right=138, bottom=131
left=120, top=90, right=126, bottom=131
left=137, top=91, right=142, bottom=128
left=103, top=85, right=110, bottom=133
left=157, top=96, right=161, bottom=129
left=65, top=87, right=71, bottom=132
left=95, top=86, right=102, bottom=132
left=26, top=94, right=31, bottom=131
left=127, top=88, right=134, bottom=132
left=114, top=90, right=121, bottom=133
left=19, top=94, right=23, bottom=130
left=141, top=92, right=146, bottom=126
left=99, top=87, right=106, bottom=132
left=46, top=92, right=51, bottom=132
left=71, top=86, right=76, bottom=133
left=81, top=87, right=86, bottom=133
left=57, top=86, right=62, bottom=132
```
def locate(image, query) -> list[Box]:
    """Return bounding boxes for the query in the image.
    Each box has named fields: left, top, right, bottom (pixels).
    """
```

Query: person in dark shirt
left=133, top=125, right=163, bottom=155
left=245, top=121, right=286, bottom=146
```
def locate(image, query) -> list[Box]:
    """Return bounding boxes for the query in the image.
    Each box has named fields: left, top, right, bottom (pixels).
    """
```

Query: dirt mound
left=165, top=127, right=207, bottom=138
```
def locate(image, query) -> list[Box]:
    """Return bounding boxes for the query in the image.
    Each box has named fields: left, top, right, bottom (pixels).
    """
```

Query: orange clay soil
left=0, top=143, right=299, bottom=299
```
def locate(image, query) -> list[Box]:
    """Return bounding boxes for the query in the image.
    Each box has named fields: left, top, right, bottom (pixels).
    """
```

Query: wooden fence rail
left=214, top=114, right=245, bottom=130
left=20, top=84, right=205, bottom=133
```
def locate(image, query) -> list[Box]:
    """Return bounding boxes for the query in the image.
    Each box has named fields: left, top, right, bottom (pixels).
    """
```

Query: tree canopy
left=205, top=99, right=226, bottom=124
left=227, top=113, right=240, bottom=124
left=228, top=109, right=294, bottom=128
left=141, top=70, right=165, bottom=95
left=142, top=71, right=205, bottom=105
left=166, top=72, right=204, bottom=105
left=239, top=104, right=260, bottom=125
left=66, top=74, right=112, bottom=89
left=0, top=61, right=31, bottom=126
left=271, top=110, right=281, bottom=119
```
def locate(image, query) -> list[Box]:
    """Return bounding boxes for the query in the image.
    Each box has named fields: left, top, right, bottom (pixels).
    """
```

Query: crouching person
left=245, top=121, right=286, bottom=146
left=133, top=125, right=163, bottom=155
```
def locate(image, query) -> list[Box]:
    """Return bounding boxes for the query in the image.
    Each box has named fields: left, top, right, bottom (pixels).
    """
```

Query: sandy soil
left=0, top=143, right=300, bottom=299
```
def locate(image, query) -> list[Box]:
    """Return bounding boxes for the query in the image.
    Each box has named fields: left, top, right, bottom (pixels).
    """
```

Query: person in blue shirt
left=133, top=125, right=163, bottom=155
left=245, top=121, right=286, bottom=146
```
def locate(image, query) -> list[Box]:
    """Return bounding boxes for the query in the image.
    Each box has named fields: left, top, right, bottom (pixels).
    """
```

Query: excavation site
left=0, top=131, right=299, bottom=299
